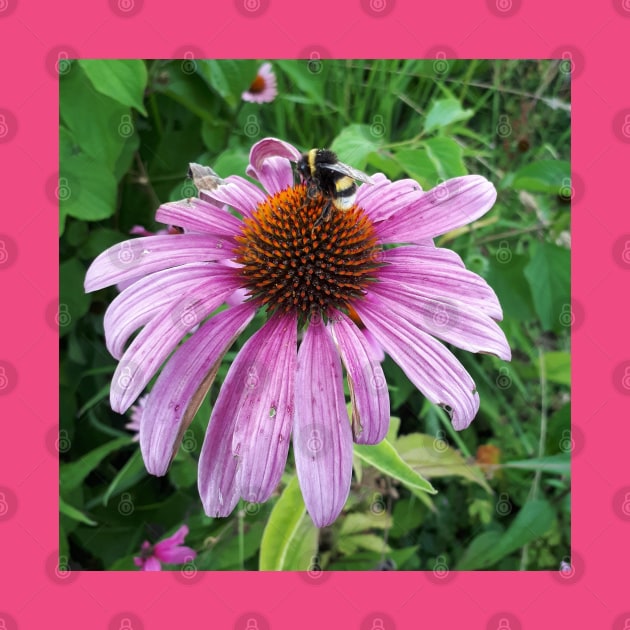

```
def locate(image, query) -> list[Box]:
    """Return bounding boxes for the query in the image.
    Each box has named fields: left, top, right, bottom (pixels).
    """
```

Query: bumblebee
left=297, top=149, right=374, bottom=225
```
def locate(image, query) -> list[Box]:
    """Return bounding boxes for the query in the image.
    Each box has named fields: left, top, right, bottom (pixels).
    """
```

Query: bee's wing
left=321, top=161, right=375, bottom=185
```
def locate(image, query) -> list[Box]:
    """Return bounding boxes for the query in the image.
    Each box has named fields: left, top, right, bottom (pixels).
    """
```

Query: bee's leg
left=312, top=200, right=333, bottom=230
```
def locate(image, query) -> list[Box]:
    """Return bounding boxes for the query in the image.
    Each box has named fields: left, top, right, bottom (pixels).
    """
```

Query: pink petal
left=329, top=312, right=390, bottom=445
left=359, top=177, right=424, bottom=223
left=104, top=263, right=231, bottom=359
left=353, top=294, right=480, bottom=431
left=379, top=245, right=503, bottom=320
left=294, top=318, right=353, bottom=528
left=156, top=198, right=243, bottom=236
left=84, top=234, right=234, bottom=292
left=377, top=175, right=497, bottom=243
left=110, top=275, right=241, bottom=414
left=141, top=557, right=162, bottom=571
left=155, top=544, right=196, bottom=565
left=199, top=175, right=267, bottom=219
left=230, top=313, right=297, bottom=503
left=140, top=303, right=255, bottom=476
left=246, top=138, right=301, bottom=195
left=369, top=280, right=511, bottom=360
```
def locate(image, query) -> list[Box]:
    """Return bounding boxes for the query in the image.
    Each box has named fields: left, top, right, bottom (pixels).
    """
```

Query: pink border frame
left=1, top=0, right=627, bottom=627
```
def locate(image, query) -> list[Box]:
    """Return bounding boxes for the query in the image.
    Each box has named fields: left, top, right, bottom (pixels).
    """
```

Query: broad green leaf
left=394, top=433, right=492, bottom=492
left=259, top=476, right=319, bottom=570
left=60, top=128, right=118, bottom=223
left=457, top=499, right=555, bottom=569
left=59, top=497, right=97, bottom=526
left=60, top=437, right=131, bottom=494
left=542, top=351, right=571, bottom=385
left=456, top=530, right=503, bottom=570
left=512, top=160, right=570, bottom=195
left=103, top=449, right=146, bottom=506
left=339, top=512, right=392, bottom=536
left=330, top=124, right=382, bottom=170
left=503, top=453, right=570, bottom=475
left=394, top=145, right=436, bottom=181
left=354, top=439, right=436, bottom=496
left=59, top=257, right=92, bottom=338
left=424, top=137, right=467, bottom=179
left=168, top=451, right=198, bottom=489
left=200, top=522, right=265, bottom=570
left=338, top=534, right=390, bottom=555
left=79, top=59, right=148, bottom=115
left=524, top=242, right=570, bottom=332
left=424, top=98, right=473, bottom=134
left=274, top=59, right=327, bottom=106
left=197, top=59, right=258, bottom=109
left=486, top=254, right=536, bottom=322
left=61, top=65, right=134, bottom=170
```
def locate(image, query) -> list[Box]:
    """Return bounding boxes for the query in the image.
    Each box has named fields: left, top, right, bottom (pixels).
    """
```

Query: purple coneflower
left=242, top=62, right=277, bottom=104
left=85, top=138, right=510, bottom=527
left=125, top=393, right=147, bottom=442
left=133, top=525, right=196, bottom=571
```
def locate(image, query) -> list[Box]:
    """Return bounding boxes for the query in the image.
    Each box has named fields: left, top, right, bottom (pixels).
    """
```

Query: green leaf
left=542, top=351, right=571, bottom=385
left=339, top=512, right=392, bottom=536
left=393, top=433, right=492, bottom=492
left=274, top=59, right=327, bottom=106
left=168, top=451, right=198, bottom=489
left=503, top=453, right=570, bottom=475
left=424, top=98, right=473, bottom=134
left=197, top=59, right=258, bottom=109
left=259, top=476, right=319, bottom=570
left=457, top=500, right=555, bottom=569
left=60, top=437, right=131, bottom=494
left=59, top=257, right=92, bottom=338
left=423, top=137, right=467, bottom=179
left=485, top=254, right=536, bottom=322
left=395, top=148, right=438, bottom=190
left=103, top=449, right=146, bottom=506
left=354, top=439, right=436, bottom=496
left=512, top=160, right=570, bottom=194
left=60, top=128, right=118, bottom=223
left=59, top=497, right=97, bottom=526
left=78, top=59, right=148, bottom=115
left=456, top=530, right=503, bottom=570
left=523, top=242, right=570, bottom=331
left=330, top=124, right=382, bottom=170
left=60, top=65, right=134, bottom=170
left=338, top=533, right=390, bottom=555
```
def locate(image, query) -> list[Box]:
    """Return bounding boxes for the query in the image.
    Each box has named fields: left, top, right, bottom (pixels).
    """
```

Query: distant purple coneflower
left=242, top=62, right=277, bottom=104
left=85, top=138, right=510, bottom=527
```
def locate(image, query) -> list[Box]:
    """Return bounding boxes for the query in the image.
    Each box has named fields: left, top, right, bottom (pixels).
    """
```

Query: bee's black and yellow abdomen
left=333, top=175, right=357, bottom=211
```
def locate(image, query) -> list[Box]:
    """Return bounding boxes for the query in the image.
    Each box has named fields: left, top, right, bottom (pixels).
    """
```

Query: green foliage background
left=60, top=59, right=571, bottom=571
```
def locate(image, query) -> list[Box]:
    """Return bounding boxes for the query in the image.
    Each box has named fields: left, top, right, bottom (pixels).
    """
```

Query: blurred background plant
left=59, top=58, right=570, bottom=571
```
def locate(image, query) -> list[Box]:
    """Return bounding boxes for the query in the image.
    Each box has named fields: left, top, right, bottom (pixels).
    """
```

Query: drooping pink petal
left=330, top=312, right=390, bottom=445
left=378, top=245, right=503, bottom=320
left=156, top=198, right=243, bottom=236
left=104, top=263, right=233, bottom=359
left=246, top=138, right=301, bottom=195
left=198, top=175, right=267, bottom=219
left=110, top=276, right=242, bottom=414
left=376, top=175, right=497, bottom=244
left=230, top=313, right=297, bottom=504
left=294, top=318, right=353, bottom=528
left=369, top=279, right=510, bottom=360
left=84, top=234, right=234, bottom=292
left=140, top=303, right=255, bottom=476
left=353, top=294, right=480, bottom=431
